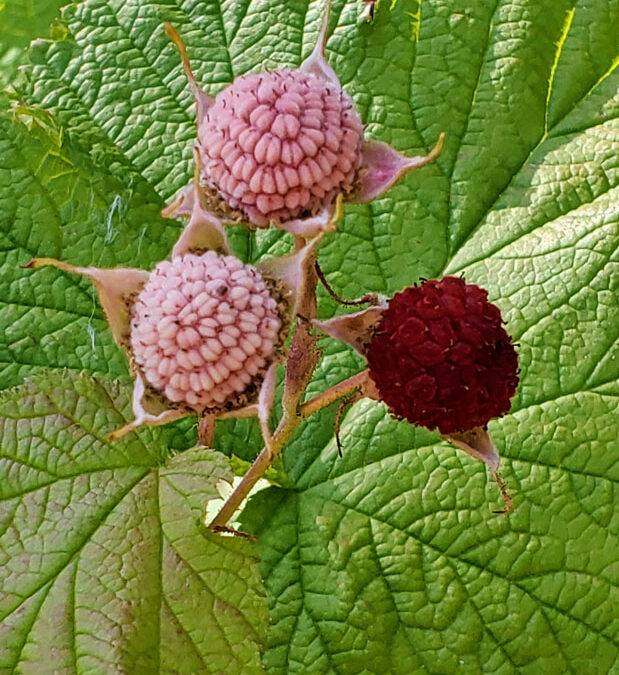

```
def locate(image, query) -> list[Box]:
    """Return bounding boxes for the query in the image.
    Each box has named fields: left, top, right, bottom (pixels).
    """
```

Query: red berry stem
left=299, top=370, right=371, bottom=418
left=197, top=412, right=216, bottom=447
left=208, top=369, right=371, bottom=530
left=314, top=260, right=379, bottom=306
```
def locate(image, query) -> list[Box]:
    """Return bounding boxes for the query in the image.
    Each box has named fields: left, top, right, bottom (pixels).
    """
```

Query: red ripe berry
left=367, top=277, right=519, bottom=434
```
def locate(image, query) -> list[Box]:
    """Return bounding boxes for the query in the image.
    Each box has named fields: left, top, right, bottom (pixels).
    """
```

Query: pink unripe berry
left=199, top=69, right=364, bottom=226
left=130, top=251, right=283, bottom=410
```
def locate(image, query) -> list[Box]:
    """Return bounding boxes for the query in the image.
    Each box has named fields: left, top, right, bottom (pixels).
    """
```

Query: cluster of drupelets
left=27, top=5, right=518, bottom=531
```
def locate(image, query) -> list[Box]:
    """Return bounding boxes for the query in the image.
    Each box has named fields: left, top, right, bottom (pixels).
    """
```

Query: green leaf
left=250, top=1, right=614, bottom=672
left=0, top=0, right=67, bottom=87
left=0, top=104, right=183, bottom=388
left=0, top=0, right=616, bottom=672
left=0, top=371, right=267, bottom=673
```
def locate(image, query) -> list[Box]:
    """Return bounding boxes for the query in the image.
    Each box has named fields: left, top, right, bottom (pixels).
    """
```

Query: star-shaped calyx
left=311, top=277, right=519, bottom=513
left=163, top=1, right=443, bottom=237
left=24, top=171, right=336, bottom=447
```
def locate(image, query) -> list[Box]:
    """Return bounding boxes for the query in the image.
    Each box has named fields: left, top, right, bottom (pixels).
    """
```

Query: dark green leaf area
left=242, top=398, right=617, bottom=675
left=0, top=107, right=181, bottom=388
left=0, top=0, right=67, bottom=86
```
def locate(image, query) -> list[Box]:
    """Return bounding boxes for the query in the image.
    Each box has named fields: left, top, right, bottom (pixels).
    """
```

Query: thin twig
left=299, top=370, right=369, bottom=418
left=314, top=260, right=378, bottom=306
left=197, top=412, right=216, bottom=447
left=208, top=370, right=371, bottom=531
left=334, top=391, right=363, bottom=457
left=492, top=471, right=513, bottom=515
left=208, top=415, right=296, bottom=529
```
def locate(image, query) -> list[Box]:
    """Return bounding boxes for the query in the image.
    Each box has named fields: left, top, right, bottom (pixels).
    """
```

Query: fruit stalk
left=208, top=370, right=371, bottom=530
left=209, top=259, right=370, bottom=530
left=209, top=412, right=297, bottom=531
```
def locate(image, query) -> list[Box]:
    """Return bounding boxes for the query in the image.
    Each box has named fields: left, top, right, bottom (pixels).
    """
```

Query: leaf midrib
left=444, top=62, right=619, bottom=267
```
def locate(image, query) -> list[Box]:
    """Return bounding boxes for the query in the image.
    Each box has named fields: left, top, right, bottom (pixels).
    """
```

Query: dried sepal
left=161, top=182, right=194, bottom=220
left=352, top=133, right=445, bottom=204
left=443, top=426, right=499, bottom=474
left=299, top=0, right=339, bottom=88
left=258, top=239, right=320, bottom=319
left=360, top=0, right=377, bottom=22
left=171, top=199, right=228, bottom=257
left=442, top=427, right=512, bottom=514
left=163, top=22, right=214, bottom=125
left=23, top=258, right=148, bottom=347
left=170, top=147, right=229, bottom=257
left=109, top=372, right=186, bottom=441
left=274, top=205, right=334, bottom=239
left=311, top=302, right=388, bottom=355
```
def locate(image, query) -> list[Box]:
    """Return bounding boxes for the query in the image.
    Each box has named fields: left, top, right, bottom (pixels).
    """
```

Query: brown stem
left=491, top=471, right=513, bottom=515
left=209, top=415, right=297, bottom=530
left=314, top=260, right=379, bottom=306
left=299, top=370, right=369, bottom=418
left=208, top=370, right=371, bottom=531
left=197, top=412, right=216, bottom=447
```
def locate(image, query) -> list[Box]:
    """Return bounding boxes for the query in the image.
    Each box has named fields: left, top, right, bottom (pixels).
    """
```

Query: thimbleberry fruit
left=164, top=14, right=443, bottom=236
left=24, top=213, right=316, bottom=440
left=367, top=277, right=519, bottom=434
left=130, top=251, right=283, bottom=410
left=199, top=69, right=364, bottom=227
